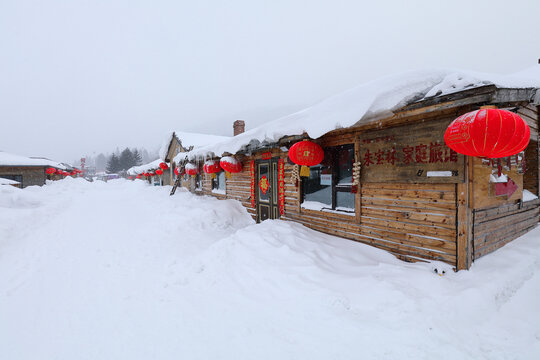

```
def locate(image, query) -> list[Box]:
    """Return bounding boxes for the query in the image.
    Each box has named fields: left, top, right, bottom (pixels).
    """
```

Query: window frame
left=212, top=171, right=226, bottom=193
left=301, top=144, right=355, bottom=213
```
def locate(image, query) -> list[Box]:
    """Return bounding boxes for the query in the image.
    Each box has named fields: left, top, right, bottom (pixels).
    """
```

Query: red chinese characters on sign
left=363, top=142, right=458, bottom=167
left=261, top=152, right=272, bottom=160
left=250, top=161, right=255, bottom=207
left=278, top=159, right=285, bottom=215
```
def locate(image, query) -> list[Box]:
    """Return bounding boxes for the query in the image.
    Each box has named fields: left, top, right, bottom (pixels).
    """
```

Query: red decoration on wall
left=155, top=169, right=163, bottom=175
left=445, top=108, right=530, bottom=158
left=261, top=152, right=272, bottom=160
left=495, top=178, right=518, bottom=197
left=159, top=162, right=168, bottom=170
left=250, top=161, right=255, bottom=207
left=220, top=157, right=242, bottom=173
left=288, top=140, right=324, bottom=166
left=203, top=160, right=221, bottom=174
left=278, top=159, right=285, bottom=215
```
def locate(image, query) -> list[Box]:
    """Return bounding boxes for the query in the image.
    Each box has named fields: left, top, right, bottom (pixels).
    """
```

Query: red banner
left=278, top=159, right=285, bottom=215
left=250, top=161, right=255, bottom=207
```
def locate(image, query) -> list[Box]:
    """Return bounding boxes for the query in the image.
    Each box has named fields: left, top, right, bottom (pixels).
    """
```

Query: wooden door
left=256, top=158, right=280, bottom=222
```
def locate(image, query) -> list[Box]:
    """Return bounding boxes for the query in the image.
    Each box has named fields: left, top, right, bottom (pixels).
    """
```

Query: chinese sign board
left=358, top=118, right=464, bottom=183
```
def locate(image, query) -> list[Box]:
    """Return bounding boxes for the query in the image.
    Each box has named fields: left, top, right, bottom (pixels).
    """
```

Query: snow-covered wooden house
left=0, top=151, right=67, bottom=188
left=174, top=67, right=540, bottom=270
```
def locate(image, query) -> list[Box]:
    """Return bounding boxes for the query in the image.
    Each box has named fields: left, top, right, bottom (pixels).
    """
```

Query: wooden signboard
left=358, top=118, right=464, bottom=183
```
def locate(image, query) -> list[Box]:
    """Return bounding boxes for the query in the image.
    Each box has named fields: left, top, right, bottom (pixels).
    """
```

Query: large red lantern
left=185, top=163, right=198, bottom=176
left=155, top=169, right=163, bottom=175
left=288, top=140, right=324, bottom=176
left=445, top=108, right=530, bottom=158
left=159, top=162, right=168, bottom=170
left=203, top=160, right=221, bottom=174
left=220, top=157, right=242, bottom=173
left=46, top=167, right=56, bottom=175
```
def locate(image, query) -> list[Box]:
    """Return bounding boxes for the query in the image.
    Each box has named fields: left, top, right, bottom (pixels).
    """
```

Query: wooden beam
left=456, top=156, right=472, bottom=270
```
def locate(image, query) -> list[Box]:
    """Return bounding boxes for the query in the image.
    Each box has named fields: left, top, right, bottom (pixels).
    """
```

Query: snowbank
left=127, top=159, right=163, bottom=175
left=177, top=67, right=540, bottom=162
left=1, top=180, right=540, bottom=359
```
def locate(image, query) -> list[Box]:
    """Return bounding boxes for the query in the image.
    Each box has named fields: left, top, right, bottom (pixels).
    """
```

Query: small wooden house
left=0, top=151, right=67, bottom=188
left=175, top=69, right=540, bottom=270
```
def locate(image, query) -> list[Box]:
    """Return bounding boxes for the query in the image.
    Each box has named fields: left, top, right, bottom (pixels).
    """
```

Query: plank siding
left=473, top=199, right=540, bottom=259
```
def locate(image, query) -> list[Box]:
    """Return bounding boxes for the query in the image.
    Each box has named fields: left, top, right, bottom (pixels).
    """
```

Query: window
left=195, top=173, right=202, bottom=191
left=212, top=171, right=226, bottom=193
left=0, top=175, right=22, bottom=187
left=302, top=144, right=355, bottom=212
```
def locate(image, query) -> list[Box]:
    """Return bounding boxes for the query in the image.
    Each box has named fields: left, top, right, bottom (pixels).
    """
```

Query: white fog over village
left=1, top=1, right=540, bottom=359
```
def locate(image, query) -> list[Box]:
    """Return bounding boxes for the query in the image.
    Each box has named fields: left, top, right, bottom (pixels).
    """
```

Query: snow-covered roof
left=127, top=159, right=163, bottom=176
left=158, top=131, right=230, bottom=160
left=0, top=177, right=20, bottom=185
left=176, top=67, right=540, bottom=162
left=0, top=151, right=67, bottom=169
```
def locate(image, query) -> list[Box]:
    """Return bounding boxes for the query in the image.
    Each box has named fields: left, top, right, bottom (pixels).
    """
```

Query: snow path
left=1, top=178, right=539, bottom=359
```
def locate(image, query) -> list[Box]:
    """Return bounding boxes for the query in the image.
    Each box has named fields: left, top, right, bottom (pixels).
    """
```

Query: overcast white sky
left=1, top=0, right=539, bottom=164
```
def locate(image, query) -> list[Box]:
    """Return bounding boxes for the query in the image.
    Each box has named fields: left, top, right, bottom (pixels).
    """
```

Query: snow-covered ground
left=1, top=179, right=539, bottom=360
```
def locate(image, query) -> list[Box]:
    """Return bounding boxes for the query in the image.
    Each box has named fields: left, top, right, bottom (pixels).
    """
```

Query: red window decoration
left=445, top=108, right=530, bottom=158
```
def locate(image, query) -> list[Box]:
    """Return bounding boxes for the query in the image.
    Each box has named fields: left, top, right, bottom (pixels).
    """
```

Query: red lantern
left=185, top=163, right=198, bottom=176
left=445, top=108, right=530, bottom=158
left=174, top=167, right=180, bottom=176
left=70, top=171, right=77, bottom=176
left=136, top=174, right=142, bottom=179
left=288, top=140, right=324, bottom=176
left=148, top=172, right=155, bottom=177
left=128, top=176, right=133, bottom=180
left=159, top=162, right=168, bottom=170
left=203, top=160, right=221, bottom=174
left=46, top=167, right=56, bottom=174
left=220, top=157, right=242, bottom=173
left=155, top=169, right=163, bottom=175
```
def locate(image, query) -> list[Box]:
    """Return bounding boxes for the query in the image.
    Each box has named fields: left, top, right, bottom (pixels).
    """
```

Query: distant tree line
left=106, top=148, right=142, bottom=173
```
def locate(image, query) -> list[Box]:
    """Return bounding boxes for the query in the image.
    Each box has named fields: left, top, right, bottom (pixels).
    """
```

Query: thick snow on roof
left=0, top=151, right=66, bottom=169
left=177, top=67, right=540, bottom=162
left=158, top=131, right=230, bottom=160
left=127, top=159, right=163, bottom=175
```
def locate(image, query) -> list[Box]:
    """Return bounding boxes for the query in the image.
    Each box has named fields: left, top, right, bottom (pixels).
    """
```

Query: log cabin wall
left=0, top=166, right=47, bottom=188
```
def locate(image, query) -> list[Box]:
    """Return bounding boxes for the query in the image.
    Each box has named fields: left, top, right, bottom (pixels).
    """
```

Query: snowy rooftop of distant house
left=159, top=131, right=230, bottom=160
left=175, top=66, right=540, bottom=162
left=0, top=151, right=67, bottom=169
left=127, top=159, right=163, bottom=176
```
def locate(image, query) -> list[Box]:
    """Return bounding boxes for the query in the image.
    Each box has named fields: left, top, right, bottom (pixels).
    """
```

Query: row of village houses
left=0, top=151, right=82, bottom=188
left=127, top=68, right=540, bottom=271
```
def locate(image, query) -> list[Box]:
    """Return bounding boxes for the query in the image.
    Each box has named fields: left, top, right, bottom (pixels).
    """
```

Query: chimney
left=233, top=120, right=245, bottom=136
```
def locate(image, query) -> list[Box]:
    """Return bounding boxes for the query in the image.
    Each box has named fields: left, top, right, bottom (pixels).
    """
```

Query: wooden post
left=456, top=156, right=473, bottom=270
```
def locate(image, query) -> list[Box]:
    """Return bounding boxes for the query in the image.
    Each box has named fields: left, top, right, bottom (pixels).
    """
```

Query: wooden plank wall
left=282, top=182, right=457, bottom=266
left=473, top=199, right=540, bottom=259
left=518, top=104, right=539, bottom=196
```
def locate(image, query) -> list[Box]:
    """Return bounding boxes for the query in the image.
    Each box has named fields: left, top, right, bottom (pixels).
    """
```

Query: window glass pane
left=218, top=171, right=226, bottom=190
left=336, top=191, right=355, bottom=210
left=195, top=174, right=202, bottom=190
left=258, top=164, right=270, bottom=202
left=337, top=145, right=354, bottom=185
left=303, top=150, right=332, bottom=206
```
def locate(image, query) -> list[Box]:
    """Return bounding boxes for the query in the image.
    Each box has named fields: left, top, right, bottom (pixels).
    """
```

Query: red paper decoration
left=185, top=163, right=198, bottom=176
left=220, top=157, right=242, bottom=173
left=155, top=169, right=163, bottom=175
left=445, top=108, right=530, bottom=158
left=288, top=140, right=324, bottom=166
left=203, top=160, right=221, bottom=174
left=159, top=162, right=168, bottom=170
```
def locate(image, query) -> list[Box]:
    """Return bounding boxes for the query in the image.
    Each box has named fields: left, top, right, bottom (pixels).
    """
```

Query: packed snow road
left=1, top=178, right=539, bottom=360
